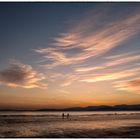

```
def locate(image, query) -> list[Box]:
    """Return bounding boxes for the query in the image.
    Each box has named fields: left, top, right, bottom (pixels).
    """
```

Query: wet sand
left=0, top=125, right=140, bottom=138
left=36, top=126, right=140, bottom=138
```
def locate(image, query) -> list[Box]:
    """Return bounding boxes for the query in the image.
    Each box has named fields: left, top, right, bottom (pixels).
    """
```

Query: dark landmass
left=39, top=104, right=140, bottom=111
left=0, top=104, right=140, bottom=111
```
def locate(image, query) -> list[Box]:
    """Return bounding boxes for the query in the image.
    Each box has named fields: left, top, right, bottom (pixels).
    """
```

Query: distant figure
left=67, top=113, right=70, bottom=119
left=62, top=113, right=65, bottom=119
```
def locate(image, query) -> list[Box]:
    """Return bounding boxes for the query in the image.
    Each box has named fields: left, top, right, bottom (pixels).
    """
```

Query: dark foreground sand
left=38, top=126, right=140, bottom=138
left=1, top=125, right=140, bottom=138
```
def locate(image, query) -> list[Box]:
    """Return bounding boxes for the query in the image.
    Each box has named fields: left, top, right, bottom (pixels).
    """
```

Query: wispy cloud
left=34, top=8, right=140, bottom=92
left=105, top=52, right=140, bottom=67
left=75, top=50, right=140, bottom=74
left=75, top=66, right=103, bottom=72
left=35, top=10, right=140, bottom=69
left=114, top=78, right=140, bottom=93
left=53, top=33, right=81, bottom=48
left=61, top=75, right=79, bottom=87
left=0, top=61, right=47, bottom=89
left=80, top=67, right=140, bottom=83
left=74, top=50, right=140, bottom=92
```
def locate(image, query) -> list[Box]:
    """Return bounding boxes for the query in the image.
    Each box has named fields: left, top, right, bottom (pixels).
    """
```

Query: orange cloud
left=74, top=50, right=140, bottom=75
left=0, top=61, right=47, bottom=89
left=80, top=67, right=140, bottom=83
left=114, top=78, right=140, bottom=93
left=127, top=78, right=140, bottom=87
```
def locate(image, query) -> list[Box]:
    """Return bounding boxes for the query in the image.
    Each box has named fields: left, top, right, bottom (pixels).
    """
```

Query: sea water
left=0, top=111, right=140, bottom=137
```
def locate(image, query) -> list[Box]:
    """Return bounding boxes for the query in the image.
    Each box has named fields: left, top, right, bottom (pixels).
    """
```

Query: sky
left=0, top=2, right=140, bottom=109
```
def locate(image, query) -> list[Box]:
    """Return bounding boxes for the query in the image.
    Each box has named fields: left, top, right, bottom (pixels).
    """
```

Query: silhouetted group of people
left=62, top=113, right=70, bottom=119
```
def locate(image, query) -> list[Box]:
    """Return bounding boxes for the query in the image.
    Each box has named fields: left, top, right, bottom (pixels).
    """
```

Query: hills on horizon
left=0, top=104, right=140, bottom=111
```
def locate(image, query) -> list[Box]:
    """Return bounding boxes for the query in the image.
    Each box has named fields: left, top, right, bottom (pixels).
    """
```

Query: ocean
left=0, top=111, right=140, bottom=138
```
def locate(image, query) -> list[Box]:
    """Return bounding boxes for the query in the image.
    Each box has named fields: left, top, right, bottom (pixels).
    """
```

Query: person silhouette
left=62, top=113, right=65, bottom=119
left=67, top=113, right=70, bottom=119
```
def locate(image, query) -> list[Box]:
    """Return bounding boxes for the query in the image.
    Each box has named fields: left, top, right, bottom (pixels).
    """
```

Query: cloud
left=80, top=67, right=140, bottom=83
left=127, top=79, right=140, bottom=87
left=74, top=50, right=140, bottom=74
left=53, top=33, right=81, bottom=48
left=34, top=8, right=140, bottom=90
left=35, top=10, right=140, bottom=69
left=0, top=61, right=47, bottom=89
left=61, top=75, right=79, bottom=87
left=75, top=66, right=103, bottom=72
left=105, top=51, right=138, bottom=60
left=35, top=48, right=71, bottom=68
left=105, top=52, right=140, bottom=67
left=114, top=78, right=140, bottom=93
left=75, top=49, right=140, bottom=91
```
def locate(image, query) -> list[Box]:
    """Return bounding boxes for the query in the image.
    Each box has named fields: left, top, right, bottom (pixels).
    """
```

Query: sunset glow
left=0, top=3, right=140, bottom=109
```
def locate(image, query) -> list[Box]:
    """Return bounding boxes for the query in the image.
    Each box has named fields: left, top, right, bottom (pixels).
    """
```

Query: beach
left=0, top=111, right=140, bottom=138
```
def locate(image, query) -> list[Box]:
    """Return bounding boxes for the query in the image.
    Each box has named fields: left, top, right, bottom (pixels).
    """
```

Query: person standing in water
left=62, top=113, right=65, bottom=119
left=67, top=113, right=70, bottom=120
